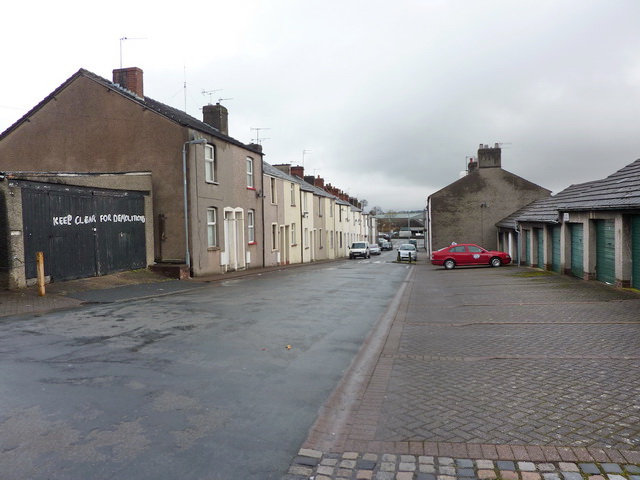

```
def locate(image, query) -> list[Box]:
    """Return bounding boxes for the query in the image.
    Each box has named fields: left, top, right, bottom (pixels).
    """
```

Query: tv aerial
left=201, top=89, right=222, bottom=105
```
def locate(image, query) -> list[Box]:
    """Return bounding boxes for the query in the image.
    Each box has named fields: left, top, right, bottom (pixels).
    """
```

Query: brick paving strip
left=284, top=266, right=640, bottom=479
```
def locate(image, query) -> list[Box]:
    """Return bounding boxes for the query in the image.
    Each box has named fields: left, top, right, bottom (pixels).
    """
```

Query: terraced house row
left=0, top=66, right=374, bottom=289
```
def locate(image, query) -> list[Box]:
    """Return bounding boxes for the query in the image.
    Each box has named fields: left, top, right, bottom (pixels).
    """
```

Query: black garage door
left=21, top=182, right=147, bottom=282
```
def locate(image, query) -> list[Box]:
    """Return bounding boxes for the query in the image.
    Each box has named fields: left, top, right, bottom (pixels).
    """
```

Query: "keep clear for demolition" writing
left=52, top=213, right=146, bottom=226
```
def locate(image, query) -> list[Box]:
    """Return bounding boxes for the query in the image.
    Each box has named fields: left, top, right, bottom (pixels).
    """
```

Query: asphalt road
left=0, top=249, right=409, bottom=480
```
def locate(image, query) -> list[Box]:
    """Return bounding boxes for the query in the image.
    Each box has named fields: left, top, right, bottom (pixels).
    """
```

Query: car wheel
left=444, top=259, right=455, bottom=270
left=490, top=257, right=502, bottom=267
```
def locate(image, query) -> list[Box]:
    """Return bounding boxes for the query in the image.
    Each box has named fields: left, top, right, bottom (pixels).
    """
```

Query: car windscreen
left=353, top=243, right=367, bottom=248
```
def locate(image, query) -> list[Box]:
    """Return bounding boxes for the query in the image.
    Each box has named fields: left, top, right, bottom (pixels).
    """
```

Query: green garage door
left=536, top=228, right=544, bottom=268
left=524, top=230, right=530, bottom=266
left=570, top=223, right=583, bottom=278
left=551, top=226, right=561, bottom=273
left=632, top=215, right=640, bottom=289
left=596, top=219, right=615, bottom=284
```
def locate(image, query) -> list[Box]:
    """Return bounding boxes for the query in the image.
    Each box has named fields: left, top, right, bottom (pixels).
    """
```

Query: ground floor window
left=271, top=224, right=278, bottom=250
left=207, top=208, right=217, bottom=247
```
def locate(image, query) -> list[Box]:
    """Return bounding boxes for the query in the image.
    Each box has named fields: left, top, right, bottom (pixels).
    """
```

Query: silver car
left=397, top=244, right=417, bottom=262
left=369, top=244, right=381, bottom=255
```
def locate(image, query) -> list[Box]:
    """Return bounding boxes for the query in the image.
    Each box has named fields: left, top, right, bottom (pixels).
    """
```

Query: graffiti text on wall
left=52, top=214, right=146, bottom=226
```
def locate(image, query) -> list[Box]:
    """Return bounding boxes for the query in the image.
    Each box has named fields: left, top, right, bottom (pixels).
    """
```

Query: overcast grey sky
left=2, top=0, right=639, bottom=211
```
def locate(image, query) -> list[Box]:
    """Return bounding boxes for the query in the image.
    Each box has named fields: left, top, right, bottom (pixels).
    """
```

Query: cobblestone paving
left=285, top=450, right=640, bottom=480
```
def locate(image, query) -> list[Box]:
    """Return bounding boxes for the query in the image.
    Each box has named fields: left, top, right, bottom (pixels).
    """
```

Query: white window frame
left=291, top=223, right=296, bottom=245
left=270, top=177, right=277, bottom=204
left=204, top=144, right=216, bottom=183
left=207, top=207, right=217, bottom=247
left=247, top=209, right=255, bottom=243
left=290, top=183, right=296, bottom=206
left=246, top=157, right=254, bottom=188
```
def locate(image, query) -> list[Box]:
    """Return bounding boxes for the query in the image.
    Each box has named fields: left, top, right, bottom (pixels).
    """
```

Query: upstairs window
left=246, top=157, right=254, bottom=188
left=290, top=183, right=296, bottom=205
left=205, top=144, right=216, bottom=183
left=270, top=177, right=277, bottom=204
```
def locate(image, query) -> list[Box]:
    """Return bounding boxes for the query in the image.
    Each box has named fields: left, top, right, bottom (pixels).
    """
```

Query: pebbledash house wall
left=0, top=68, right=264, bottom=277
left=428, top=145, right=551, bottom=253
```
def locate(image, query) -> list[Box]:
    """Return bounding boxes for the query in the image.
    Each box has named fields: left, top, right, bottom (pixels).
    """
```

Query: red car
left=431, top=243, right=511, bottom=269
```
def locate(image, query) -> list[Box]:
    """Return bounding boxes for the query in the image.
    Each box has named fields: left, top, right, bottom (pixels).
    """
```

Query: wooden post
left=36, top=251, right=45, bottom=296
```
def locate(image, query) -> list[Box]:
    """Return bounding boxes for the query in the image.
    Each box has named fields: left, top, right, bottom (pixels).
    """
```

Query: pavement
left=1, top=259, right=639, bottom=480
left=283, top=262, right=640, bottom=479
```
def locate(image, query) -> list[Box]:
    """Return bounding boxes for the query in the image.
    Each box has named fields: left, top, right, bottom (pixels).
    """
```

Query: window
left=319, top=228, right=323, bottom=248
left=290, top=183, right=296, bottom=205
left=291, top=223, right=296, bottom=245
left=247, top=209, right=255, bottom=243
left=246, top=157, right=254, bottom=188
left=207, top=208, right=217, bottom=247
left=271, top=224, right=278, bottom=250
left=330, top=230, right=334, bottom=249
left=204, top=144, right=216, bottom=182
left=329, top=200, right=333, bottom=217
left=303, top=192, right=308, bottom=213
left=318, top=197, right=323, bottom=217
left=270, top=177, right=277, bottom=204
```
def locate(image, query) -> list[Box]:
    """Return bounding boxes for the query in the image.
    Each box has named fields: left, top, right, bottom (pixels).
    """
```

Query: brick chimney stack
left=113, top=67, right=144, bottom=98
left=203, top=103, right=228, bottom=136
left=477, top=143, right=502, bottom=169
left=273, top=164, right=292, bottom=175
left=291, top=165, right=304, bottom=178
left=314, top=176, right=325, bottom=188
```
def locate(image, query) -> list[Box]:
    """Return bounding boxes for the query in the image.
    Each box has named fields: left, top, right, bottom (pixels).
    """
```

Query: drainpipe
left=261, top=159, right=266, bottom=268
left=182, top=138, right=207, bottom=274
left=300, top=187, right=305, bottom=263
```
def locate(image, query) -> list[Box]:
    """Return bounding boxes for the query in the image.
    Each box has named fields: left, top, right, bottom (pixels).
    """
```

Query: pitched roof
left=0, top=68, right=262, bottom=155
left=558, top=158, right=640, bottom=211
left=262, top=161, right=352, bottom=206
left=428, top=166, right=550, bottom=199
left=496, top=158, right=640, bottom=228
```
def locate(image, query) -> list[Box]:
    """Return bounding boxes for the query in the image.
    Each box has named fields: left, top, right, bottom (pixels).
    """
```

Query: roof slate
left=0, top=68, right=262, bottom=155
left=497, top=158, right=640, bottom=228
